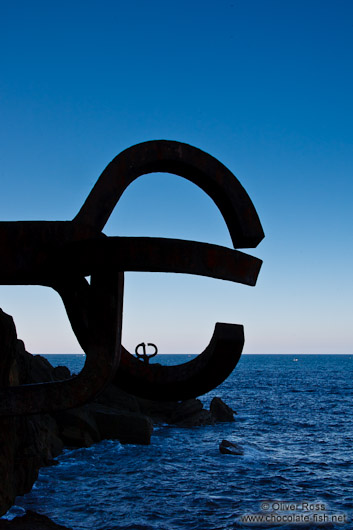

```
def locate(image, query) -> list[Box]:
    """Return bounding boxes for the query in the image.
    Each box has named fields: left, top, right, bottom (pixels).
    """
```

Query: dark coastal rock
left=0, top=307, right=238, bottom=518
left=174, top=408, right=215, bottom=427
left=136, top=396, right=212, bottom=426
left=219, top=439, right=244, bottom=455
left=28, top=355, right=54, bottom=383
left=0, top=310, right=58, bottom=516
left=95, top=385, right=221, bottom=428
left=168, top=399, right=203, bottom=423
left=51, top=365, right=71, bottom=381
left=0, top=310, right=19, bottom=515
left=210, top=397, right=235, bottom=422
left=90, top=403, right=153, bottom=445
left=53, top=406, right=101, bottom=448
left=0, top=310, right=17, bottom=383
left=0, top=510, right=73, bottom=529
left=94, top=384, right=141, bottom=413
left=0, top=310, right=66, bottom=516
left=31, top=414, right=64, bottom=463
left=136, top=397, right=181, bottom=422
left=164, top=399, right=215, bottom=427
left=111, top=386, right=236, bottom=428
left=131, top=392, right=235, bottom=427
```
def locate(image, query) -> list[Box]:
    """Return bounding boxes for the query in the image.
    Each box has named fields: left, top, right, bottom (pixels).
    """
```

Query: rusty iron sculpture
left=135, top=343, right=158, bottom=364
left=0, top=140, right=264, bottom=415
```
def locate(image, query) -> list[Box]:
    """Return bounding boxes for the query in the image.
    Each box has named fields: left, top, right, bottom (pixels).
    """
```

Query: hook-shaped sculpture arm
left=74, top=140, right=264, bottom=249
left=0, top=272, right=123, bottom=416
left=116, top=324, right=244, bottom=401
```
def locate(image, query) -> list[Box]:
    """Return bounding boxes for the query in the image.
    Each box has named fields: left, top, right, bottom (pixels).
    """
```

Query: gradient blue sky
left=0, top=0, right=352, bottom=354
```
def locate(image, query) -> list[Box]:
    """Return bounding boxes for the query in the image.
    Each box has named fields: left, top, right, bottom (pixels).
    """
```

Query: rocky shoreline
left=0, top=308, right=236, bottom=528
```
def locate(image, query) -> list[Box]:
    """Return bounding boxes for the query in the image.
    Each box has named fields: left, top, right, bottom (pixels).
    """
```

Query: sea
left=2, top=354, right=353, bottom=530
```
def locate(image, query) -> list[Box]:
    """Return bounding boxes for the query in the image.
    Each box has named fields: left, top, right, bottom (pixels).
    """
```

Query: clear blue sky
left=0, top=0, right=352, bottom=354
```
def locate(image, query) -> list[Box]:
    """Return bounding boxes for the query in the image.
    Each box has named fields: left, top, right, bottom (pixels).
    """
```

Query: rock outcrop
left=136, top=395, right=216, bottom=427
left=0, top=310, right=63, bottom=517
left=0, top=510, right=72, bottom=529
left=53, top=406, right=101, bottom=448
left=219, top=439, right=244, bottom=455
left=210, top=397, right=236, bottom=422
left=0, top=308, right=236, bottom=518
left=90, top=404, right=153, bottom=445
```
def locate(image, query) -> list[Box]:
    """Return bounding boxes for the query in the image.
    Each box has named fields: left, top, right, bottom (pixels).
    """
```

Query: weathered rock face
left=210, top=397, right=236, bottom=422
left=53, top=406, right=101, bottom=448
left=0, top=307, right=236, bottom=519
left=0, top=310, right=63, bottom=516
left=90, top=403, right=153, bottom=445
left=0, top=510, right=72, bottom=529
left=135, top=396, right=212, bottom=427
left=134, top=392, right=234, bottom=427
left=219, top=439, right=244, bottom=455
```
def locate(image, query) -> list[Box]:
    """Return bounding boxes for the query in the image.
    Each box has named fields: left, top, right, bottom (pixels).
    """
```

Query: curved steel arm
left=115, top=323, right=244, bottom=401
left=74, top=140, right=264, bottom=249
left=55, top=236, right=262, bottom=286
left=0, top=272, right=123, bottom=416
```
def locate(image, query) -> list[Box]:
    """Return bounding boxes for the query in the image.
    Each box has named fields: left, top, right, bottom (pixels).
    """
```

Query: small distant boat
left=293, top=358, right=298, bottom=362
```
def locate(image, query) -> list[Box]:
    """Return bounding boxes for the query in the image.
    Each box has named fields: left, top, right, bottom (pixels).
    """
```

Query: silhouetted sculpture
left=0, top=140, right=264, bottom=415
left=135, top=343, right=158, bottom=364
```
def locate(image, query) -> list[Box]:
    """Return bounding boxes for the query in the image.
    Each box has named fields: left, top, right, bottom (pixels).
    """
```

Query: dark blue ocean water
left=3, top=354, right=353, bottom=530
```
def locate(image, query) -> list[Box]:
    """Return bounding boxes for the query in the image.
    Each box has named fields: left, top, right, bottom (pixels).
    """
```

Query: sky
left=0, top=0, right=352, bottom=355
